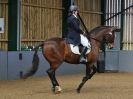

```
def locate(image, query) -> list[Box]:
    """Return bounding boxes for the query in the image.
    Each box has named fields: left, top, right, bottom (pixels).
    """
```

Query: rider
left=66, top=5, right=90, bottom=62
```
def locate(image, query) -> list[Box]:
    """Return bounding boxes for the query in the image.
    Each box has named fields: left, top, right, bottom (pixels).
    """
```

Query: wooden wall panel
left=21, top=0, right=63, bottom=47
left=0, top=0, right=102, bottom=50
left=75, top=0, right=102, bottom=31
left=0, top=0, right=8, bottom=50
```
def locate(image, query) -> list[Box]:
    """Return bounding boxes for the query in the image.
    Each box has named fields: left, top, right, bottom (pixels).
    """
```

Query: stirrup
left=80, top=57, right=87, bottom=63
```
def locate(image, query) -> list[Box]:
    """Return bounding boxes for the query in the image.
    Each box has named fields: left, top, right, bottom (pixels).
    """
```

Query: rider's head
left=69, top=5, right=79, bottom=15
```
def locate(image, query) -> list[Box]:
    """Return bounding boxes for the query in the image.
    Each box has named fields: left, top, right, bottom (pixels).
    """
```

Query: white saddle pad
left=70, top=44, right=91, bottom=55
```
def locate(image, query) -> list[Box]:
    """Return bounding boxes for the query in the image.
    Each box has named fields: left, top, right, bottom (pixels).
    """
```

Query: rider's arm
left=72, top=18, right=83, bottom=34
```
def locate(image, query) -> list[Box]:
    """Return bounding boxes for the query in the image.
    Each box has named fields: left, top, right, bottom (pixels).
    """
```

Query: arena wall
left=1, top=50, right=133, bottom=80
left=0, top=51, right=85, bottom=80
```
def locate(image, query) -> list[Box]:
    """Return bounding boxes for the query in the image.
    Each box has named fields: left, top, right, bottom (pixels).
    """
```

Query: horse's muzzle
left=107, top=43, right=114, bottom=49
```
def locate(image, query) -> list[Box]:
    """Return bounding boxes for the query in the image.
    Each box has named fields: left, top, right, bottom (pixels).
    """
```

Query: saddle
left=65, top=38, right=91, bottom=55
left=70, top=44, right=91, bottom=55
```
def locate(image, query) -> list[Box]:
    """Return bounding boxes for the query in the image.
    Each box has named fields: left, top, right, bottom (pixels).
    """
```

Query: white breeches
left=80, top=34, right=90, bottom=48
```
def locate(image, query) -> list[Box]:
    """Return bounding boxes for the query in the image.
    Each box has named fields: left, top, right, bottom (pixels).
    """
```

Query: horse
left=20, top=26, right=118, bottom=94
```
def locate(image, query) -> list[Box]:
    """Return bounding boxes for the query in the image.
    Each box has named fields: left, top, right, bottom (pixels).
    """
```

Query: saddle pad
left=70, top=44, right=91, bottom=55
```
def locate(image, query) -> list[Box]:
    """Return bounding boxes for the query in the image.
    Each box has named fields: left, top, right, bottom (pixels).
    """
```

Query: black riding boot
left=80, top=47, right=88, bottom=63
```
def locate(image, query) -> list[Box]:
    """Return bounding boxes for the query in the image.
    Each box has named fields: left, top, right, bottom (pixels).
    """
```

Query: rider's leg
left=80, top=34, right=90, bottom=62
left=80, top=47, right=88, bottom=62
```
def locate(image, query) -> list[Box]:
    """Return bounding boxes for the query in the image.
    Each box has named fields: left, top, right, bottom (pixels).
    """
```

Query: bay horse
left=20, top=26, right=117, bottom=93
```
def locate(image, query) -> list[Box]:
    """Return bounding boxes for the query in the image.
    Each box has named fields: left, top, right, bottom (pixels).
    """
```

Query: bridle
left=86, top=31, right=113, bottom=44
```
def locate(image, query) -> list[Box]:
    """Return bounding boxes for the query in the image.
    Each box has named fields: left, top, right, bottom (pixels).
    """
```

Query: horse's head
left=88, top=26, right=119, bottom=49
left=104, top=26, right=118, bottom=49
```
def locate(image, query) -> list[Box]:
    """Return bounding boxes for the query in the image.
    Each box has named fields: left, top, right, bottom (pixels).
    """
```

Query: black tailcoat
left=66, top=15, right=83, bottom=45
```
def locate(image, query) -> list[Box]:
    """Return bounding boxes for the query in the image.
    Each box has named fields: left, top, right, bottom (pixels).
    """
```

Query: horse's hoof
left=77, top=88, right=81, bottom=93
left=53, top=86, right=62, bottom=94
left=77, top=90, right=80, bottom=93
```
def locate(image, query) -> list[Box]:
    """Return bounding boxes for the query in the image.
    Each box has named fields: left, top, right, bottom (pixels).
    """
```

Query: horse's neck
left=91, top=40, right=101, bottom=54
left=90, top=34, right=103, bottom=54
left=89, top=27, right=109, bottom=54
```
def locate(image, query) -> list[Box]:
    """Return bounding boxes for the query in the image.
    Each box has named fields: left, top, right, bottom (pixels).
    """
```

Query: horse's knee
left=46, top=68, right=54, bottom=75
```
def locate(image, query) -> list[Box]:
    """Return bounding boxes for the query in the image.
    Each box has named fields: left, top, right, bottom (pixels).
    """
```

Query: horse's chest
left=87, top=51, right=97, bottom=62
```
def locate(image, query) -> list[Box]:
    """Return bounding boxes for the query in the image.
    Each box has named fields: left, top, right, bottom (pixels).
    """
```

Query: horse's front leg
left=77, top=64, right=97, bottom=93
left=88, top=65, right=97, bottom=79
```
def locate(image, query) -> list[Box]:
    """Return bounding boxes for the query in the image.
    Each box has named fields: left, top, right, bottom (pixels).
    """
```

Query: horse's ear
left=111, top=26, right=120, bottom=32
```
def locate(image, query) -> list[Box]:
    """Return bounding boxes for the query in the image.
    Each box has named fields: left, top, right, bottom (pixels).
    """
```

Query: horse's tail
left=20, top=43, right=44, bottom=79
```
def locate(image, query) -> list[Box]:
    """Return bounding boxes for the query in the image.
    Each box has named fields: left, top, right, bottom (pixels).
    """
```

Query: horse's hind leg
left=77, top=65, right=97, bottom=93
left=46, top=64, right=62, bottom=94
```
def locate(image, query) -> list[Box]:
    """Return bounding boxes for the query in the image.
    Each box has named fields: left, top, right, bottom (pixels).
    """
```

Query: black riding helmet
left=69, top=5, right=79, bottom=12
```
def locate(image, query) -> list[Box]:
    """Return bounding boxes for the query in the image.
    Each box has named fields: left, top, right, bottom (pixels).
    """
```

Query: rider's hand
left=83, top=31, right=87, bottom=36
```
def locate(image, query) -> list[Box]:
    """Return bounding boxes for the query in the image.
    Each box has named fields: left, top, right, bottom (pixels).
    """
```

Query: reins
left=85, top=33, right=104, bottom=43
